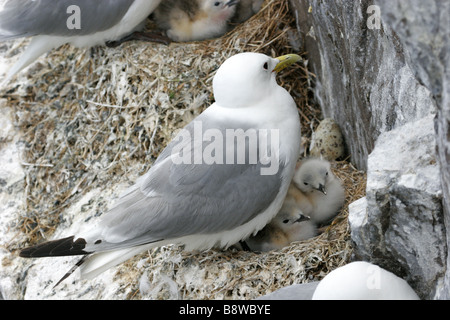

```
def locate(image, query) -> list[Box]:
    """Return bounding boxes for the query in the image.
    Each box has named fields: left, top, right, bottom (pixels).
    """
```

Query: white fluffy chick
left=152, top=0, right=238, bottom=42
left=291, top=158, right=345, bottom=224
left=243, top=196, right=316, bottom=252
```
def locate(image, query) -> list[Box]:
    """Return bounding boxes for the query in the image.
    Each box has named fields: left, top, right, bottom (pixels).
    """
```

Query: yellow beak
left=273, top=54, right=302, bottom=73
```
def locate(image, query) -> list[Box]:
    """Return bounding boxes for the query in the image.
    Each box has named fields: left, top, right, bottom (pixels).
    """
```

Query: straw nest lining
left=1, top=0, right=366, bottom=299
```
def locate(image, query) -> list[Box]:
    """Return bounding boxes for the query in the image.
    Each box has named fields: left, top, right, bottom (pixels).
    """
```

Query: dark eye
left=263, top=62, right=268, bottom=70
left=304, top=182, right=308, bottom=186
left=214, top=1, right=220, bottom=6
left=283, top=219, right=290, bottom=224
left=325, top=171, right=328, bottom=176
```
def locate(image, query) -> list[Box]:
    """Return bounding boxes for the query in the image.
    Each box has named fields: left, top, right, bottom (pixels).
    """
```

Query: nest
left=1, top=0, right=366, bottom=299
left=119, top=160, right=366, bottom=300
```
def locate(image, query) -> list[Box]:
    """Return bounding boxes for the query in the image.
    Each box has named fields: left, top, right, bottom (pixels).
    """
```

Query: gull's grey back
left=0, top=0, right=135, bottom=40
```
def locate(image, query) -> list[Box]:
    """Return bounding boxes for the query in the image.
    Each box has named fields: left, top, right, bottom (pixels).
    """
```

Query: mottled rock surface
left=376, top=0, right=450, bottom=299
left=349, top=115, right=445, bottom=299
left=290, top=0, right=436, bottom=170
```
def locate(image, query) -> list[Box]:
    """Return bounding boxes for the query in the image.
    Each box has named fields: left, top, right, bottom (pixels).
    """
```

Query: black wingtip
left=20, top=236, right=90, bottom=258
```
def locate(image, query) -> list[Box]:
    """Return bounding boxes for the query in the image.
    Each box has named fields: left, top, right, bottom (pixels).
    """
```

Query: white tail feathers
left=4, top=36, right=65, bottom=83
left=79, top=243, right=159, bottom=280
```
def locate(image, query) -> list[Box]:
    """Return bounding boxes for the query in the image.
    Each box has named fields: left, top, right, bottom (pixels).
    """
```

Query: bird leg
left=106, top=31, right=171, bottom=47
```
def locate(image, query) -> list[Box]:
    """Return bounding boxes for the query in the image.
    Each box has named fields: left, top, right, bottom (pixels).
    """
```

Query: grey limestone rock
left=290, top=0, right=448, bottom=299
left=349, top=115, right=445, bottom=299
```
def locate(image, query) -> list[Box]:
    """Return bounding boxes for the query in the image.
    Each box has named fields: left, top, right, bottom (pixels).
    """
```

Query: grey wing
left=85, top=113, right=285, bottom=251
left=0, top=0, right=135, bottom=40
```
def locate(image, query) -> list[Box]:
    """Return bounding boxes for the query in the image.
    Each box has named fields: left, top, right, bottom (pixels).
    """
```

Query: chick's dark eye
left=263, top=62, right=268, bottom=70
left=304, top=182, right=308, bottom=186
left=283, top=219, right=290, bottom=224
left=214, top=1, right=220, bottom=6
left=326, top=171, right=328, bottom=176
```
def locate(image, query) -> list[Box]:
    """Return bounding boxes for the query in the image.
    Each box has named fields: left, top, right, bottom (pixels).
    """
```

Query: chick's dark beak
left=317, top=184, right=327, bottom=195
left=296, top=214, right=311, bottom=223
left=226, top=0, right=238, bottom=6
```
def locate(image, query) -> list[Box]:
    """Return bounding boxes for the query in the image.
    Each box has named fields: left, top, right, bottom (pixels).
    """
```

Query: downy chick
left=153, top=0, right=238, bottom=41
left=230, top=0, right=264, bottom=24
left=291, top=158, right=345, bottom=225
left=243, top=197, right=316, bottom=252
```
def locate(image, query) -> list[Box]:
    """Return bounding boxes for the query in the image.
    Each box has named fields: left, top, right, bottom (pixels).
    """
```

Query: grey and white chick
left=152, top=0, right=238, bottom=42
left=291, top=158, right=345, bottom=224
left=230, top=0, right=264, bottom=24
left=243, top=196, right=316, bottom=252
left=0, top=0, right=166, bottom=82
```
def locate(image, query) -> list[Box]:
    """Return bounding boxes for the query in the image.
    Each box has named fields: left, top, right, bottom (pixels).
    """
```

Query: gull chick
left=19, top=52, right=302, bottom=285
left=291, top=158, right=345, bottom=224
left=243, top=196, right=316, bottom=252
left=153, top=0, right=238, bottom=42
left=0, top=0, right=165, bottom=82
left=230, top=0, right=264, bottom=24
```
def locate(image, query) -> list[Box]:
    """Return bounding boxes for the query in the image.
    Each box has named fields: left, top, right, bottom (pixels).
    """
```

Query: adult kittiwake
left=19, top=52, right=302, bottom=285
left=0, top=0, right=166, bottom=82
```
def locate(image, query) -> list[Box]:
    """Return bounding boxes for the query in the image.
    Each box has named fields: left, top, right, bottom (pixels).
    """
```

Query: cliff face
left=290, top=0, right=449, bottom=299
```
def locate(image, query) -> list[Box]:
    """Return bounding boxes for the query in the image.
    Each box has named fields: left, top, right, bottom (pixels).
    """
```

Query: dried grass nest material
left=0, top=0, right=366, bottom=299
